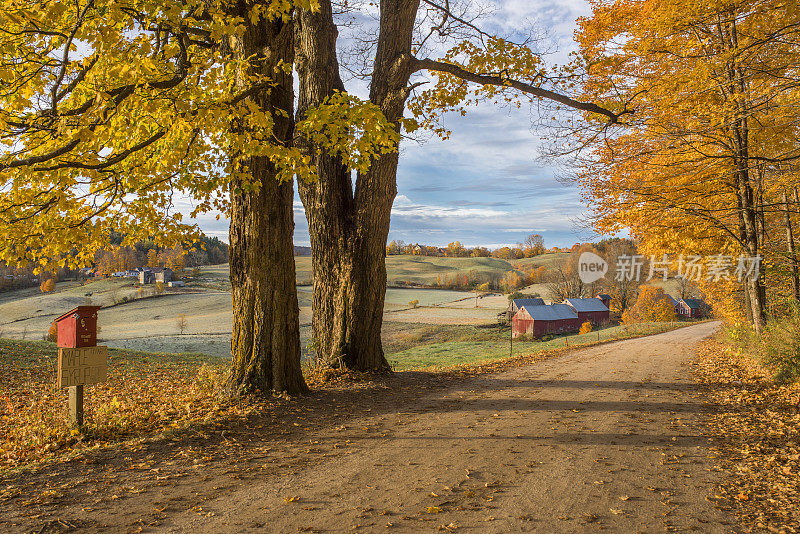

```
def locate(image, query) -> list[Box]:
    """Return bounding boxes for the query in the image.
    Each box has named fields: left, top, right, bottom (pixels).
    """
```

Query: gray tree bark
left=227, top=7, right=307, bottom=394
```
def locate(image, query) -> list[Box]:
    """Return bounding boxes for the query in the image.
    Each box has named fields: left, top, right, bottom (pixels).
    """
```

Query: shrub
left=155, top=281, right=165, bottom=294
left=46, top=322, right=57, bottom=342
left=507, top=291, right=540, bottom=301
left=622, top=285, right=676, bottom=323
left=761, top=306, right=800, bottom=383
left=39, top=278, right=55, bottom=293
left=579, top=321, right=592, bottom=335
left=409, top=299, right=419, bottom=309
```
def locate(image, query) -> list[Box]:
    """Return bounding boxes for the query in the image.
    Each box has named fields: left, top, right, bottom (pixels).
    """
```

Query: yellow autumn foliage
left=622, top=286, right=677, bottom=324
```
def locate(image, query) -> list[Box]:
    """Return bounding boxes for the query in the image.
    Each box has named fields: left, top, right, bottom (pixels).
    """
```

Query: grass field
left=386, top=321, right=687, bottom=370
left=0, top=252, right=687, bottom=366
left=382, top=253, right=570, bottom=286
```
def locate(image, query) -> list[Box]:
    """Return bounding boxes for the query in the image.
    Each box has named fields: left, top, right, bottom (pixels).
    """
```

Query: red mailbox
left=55, top=306, right=101, bottom=348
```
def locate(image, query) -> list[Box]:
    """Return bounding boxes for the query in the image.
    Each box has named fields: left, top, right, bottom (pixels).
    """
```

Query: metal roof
left=520, top=304, right=578, bottom=321
left=681, top=298, right=706, bottom=309
left=513, top=298, right=545, bottom=308
left=596, top=294, right=612, bottom=300
left=564, top=298, right=610, bottom=313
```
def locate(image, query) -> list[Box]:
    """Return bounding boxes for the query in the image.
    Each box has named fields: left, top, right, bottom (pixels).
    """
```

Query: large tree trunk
left=295, top=1, right=360, bottom=369
left=294, top=0, right=418, bottom=371
left=733, top=124, right=766, bottom=333
left=227, top=8, right=307, bottom=395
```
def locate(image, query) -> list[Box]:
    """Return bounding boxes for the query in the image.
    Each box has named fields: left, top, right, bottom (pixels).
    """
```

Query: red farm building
left=505, top=297, right=546, bottom=321
left=564, top=298, right=610, bottom=326
left=512, top=304, right=580, bottom=338
left=595, top=294, right=612, bottom=309
left=677, top=298, right=707, bottom=318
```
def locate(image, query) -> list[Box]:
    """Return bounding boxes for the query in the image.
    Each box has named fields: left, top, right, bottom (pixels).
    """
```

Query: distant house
left=595, top=294, right=612, bottom=309
left=665, top=295, right=680, bottom=313
left=139, top=267, right=173, bottom=284
left=154, top=268, right=172, bottom=283
left=678, top=298, right=707, bottom=318
left=139, top=269, right=153, bottom=284
left=512, top=304, right=580, bottom=338
left=564, top=297, right=610, bottom=326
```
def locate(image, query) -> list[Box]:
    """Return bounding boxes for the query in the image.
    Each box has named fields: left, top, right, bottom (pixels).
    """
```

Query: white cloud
left=183, top=1, right=596, bottom=249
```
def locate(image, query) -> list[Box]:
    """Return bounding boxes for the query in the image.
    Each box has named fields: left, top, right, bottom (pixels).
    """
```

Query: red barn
left=677, top=298, right=707, bottom=318
left=512, top=304, right=580, bottom=338
left=595, top=294, right=612, bottom=309
left=564, top=298, right=610, bottom=326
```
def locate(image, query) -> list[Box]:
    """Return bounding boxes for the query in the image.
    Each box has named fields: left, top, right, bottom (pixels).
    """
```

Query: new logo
left=578, top=252, right=608, bottom=284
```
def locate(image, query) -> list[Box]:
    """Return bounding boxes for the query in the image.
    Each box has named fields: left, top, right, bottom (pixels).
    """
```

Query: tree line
left=571, top=0, right=800, bottom=336
left=93, top=235, right=229, bottom=275
left=386, top=235, right=553, bottom=258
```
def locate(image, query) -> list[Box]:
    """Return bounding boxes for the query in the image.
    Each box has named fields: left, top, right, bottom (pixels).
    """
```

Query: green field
left=385, top=321, right=687, bottom=370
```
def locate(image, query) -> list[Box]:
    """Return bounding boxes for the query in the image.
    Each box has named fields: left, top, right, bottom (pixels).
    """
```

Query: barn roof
left=681, top=298, right=706, bottom=309
left=513, top=298, right=545, bottom=308
left=520, top=304, right=578, bottom=321
left=596, top=294, right=612, bottom=300
left=564, top=298, right=610, bottom=313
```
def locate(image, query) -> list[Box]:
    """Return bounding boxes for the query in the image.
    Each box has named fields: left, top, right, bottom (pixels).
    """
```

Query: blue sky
left=190, top=0, right=597, bottom=249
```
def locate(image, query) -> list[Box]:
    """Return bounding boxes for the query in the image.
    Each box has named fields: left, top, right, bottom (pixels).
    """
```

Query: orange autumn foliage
left=622, top=286, right=677, bottom=324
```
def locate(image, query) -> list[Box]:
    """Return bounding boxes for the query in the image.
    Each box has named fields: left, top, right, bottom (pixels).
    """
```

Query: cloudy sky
left=192, top=0, right=598, bottom=249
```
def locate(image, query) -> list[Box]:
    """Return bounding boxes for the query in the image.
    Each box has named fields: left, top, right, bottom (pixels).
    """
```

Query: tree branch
left=411, top=56, right=630, bottom=124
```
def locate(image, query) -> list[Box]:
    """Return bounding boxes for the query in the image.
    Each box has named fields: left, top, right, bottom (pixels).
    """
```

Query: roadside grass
left=692, top=336, right=800, bottom=532
left=0, top=339, right=231, bottom=473
left=386, top=321, right=688, bottom=371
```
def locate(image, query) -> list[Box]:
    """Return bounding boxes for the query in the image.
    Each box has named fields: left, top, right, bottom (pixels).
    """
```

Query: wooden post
left=69, top=385, right=84, bottom=427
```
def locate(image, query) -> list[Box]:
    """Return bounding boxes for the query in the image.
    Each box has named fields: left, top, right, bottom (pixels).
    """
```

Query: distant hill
left=292, top=252, right=571, bottom=289
left=294, top=246, right=312, bottom=256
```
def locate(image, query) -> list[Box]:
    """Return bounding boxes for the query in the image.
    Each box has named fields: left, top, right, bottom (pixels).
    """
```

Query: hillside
left=382, top=252, right=570, bottom=286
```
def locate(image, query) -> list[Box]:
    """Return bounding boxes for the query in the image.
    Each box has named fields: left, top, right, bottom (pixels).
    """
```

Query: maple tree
left=295, top=0, right=624, bottom=371
left=0, top=0, right=397, bottom=394
left=573, top=0, right=800, bottom=333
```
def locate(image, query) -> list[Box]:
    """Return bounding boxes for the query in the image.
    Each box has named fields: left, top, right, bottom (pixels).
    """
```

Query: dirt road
left=0, top=321, right=736, bottom=533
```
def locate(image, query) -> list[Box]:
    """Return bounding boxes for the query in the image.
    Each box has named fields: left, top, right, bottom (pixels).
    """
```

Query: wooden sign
left=57, top=346, right=108, bottom=388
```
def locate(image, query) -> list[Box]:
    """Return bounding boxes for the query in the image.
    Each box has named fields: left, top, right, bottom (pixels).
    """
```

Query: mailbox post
left=54, top=306, right=107, bottom=427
